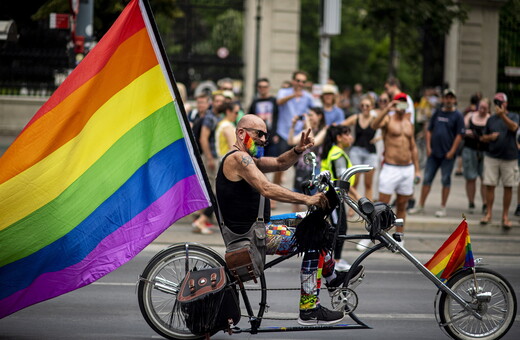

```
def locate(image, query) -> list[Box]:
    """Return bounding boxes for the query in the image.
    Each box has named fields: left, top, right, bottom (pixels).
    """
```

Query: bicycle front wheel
left=137, top=243, right=225, bottom=340
left=437, top=267, right=517, bottom=340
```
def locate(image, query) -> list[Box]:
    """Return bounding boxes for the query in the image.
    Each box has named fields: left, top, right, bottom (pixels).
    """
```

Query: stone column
left=243, top=0, right=301, bottom=105
left=444, top=0, right=506, bottom=104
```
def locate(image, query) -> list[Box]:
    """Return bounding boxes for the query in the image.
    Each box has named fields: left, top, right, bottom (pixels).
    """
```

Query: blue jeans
left=423, top=155, right=456, bottom=187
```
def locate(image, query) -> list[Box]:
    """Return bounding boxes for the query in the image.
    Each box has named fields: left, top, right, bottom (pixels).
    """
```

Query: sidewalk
left=154, top=168, right=520, bottom=256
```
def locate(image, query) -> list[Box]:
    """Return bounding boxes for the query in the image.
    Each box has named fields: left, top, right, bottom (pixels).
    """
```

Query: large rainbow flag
left=424, top=219, right=475, bottom=282
left=0, top=0, right=211, bottom=318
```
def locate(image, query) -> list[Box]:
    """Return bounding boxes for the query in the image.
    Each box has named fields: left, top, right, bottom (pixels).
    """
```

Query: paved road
left=1, top=245, right=518, bottom=340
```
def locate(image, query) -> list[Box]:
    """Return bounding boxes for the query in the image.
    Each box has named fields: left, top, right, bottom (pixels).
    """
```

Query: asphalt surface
left=157, top=168, right=520, bottom=258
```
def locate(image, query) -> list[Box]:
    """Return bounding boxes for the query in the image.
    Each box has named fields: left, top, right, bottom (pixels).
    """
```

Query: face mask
left=244, top=133, right=264, bottom=158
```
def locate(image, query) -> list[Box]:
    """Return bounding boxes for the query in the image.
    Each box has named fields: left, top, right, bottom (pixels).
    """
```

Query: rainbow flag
left=0, top=0, right=211, bottom=318
left=424, top=220, right=475, bottom=282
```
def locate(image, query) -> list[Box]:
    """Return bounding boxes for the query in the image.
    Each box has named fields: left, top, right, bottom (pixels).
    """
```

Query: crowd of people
left=186, top=71, right=518, bottom=325
left=187, top=71, right=519, bottom=236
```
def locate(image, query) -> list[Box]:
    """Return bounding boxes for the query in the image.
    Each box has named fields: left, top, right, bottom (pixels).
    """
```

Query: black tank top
left=353, top=115, right=377, bottom=153
left=216, top=150, right=271, bottom=234
left=464, top=117, right=487, bottom=151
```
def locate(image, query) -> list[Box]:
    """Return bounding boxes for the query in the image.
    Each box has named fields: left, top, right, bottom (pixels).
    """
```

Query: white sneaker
left=334, top=259, right=351, bottom=272
left=408, top=206, right=424, bottom=215
left=435, top=208, right=447, bottom=217
left=356, top=239, right=372, bottom=252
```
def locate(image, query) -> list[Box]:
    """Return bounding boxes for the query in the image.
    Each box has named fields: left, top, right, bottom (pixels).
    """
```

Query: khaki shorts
left=483, top=156, right=519, bottom=187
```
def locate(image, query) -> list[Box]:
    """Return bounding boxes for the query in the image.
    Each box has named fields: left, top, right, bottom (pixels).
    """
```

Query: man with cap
left=371, top=92, right=421, bottom=246
left=409, top=89, right=465, bottom=217
left=479, top=92, right=519, bottom=228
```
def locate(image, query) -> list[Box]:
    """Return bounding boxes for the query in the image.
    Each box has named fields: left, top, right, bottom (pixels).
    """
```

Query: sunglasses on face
left=294, top=79, right=306, bottom=83
left=360, top=104, right=371, bottom=108
left=244, top=127, right=270, bottom=140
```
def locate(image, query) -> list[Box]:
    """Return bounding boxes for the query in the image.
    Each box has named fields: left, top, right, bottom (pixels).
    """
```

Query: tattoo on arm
left=241, top=155, right=254, bottom=167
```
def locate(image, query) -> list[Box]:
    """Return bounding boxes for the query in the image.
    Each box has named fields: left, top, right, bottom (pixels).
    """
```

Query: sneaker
left=298, top=305, right=344, bottom=325
left=408, top=206, right=424, bottom=215
left=407, top=198, right=416, bottom=210
left=326, top=266, right=365, bottom=294
left=515, top=204, right=520, bottom=217
left=435, top=208, right=447, bottom=218
left=468, top=203, right=475, bottom=214
left=397, top=239, right=405, bottom=249
left=334, top=259, right=351, bottom=272
left=356, top=239, right=371, bottom=252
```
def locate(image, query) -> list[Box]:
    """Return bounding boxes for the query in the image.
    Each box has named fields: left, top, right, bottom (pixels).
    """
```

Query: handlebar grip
left=358, top=197, right=374, bottom=215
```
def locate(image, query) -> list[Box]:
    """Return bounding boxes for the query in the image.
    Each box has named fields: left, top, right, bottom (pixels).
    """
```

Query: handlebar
left=340, top=164, right=374, bottom=182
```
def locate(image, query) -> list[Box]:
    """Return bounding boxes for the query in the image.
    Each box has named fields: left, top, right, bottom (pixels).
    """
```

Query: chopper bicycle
left=137, top=160, right=517, bottom=340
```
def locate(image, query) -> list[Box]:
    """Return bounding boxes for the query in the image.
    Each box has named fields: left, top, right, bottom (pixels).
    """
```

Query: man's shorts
left=378, top=163, right=415, bottom=196
left=462, top=148, right=484, bottom=180
left=423, top=155, right=456, bottom=187
left=483, top=156, right=519, bottom=187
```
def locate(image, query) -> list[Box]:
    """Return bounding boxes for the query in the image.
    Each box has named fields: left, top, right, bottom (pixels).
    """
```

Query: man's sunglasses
left=244, top=128, right=270, bottom=140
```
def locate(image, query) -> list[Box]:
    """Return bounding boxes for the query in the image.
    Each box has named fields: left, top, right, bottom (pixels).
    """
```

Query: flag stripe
left=0, top=137, right=195, bottom=300
left=0, top=103, right=179, bottom=267
left=0, top=0, right=212, bottom=319
left=0, top=174, right=206, bottom=318
left=0, top=65, right=171, bottom=231
left=0, top=29, right=158, bottom=185
left=427, top=251, right=453, bottom=277
left=20, top=5, right=145, bottom=132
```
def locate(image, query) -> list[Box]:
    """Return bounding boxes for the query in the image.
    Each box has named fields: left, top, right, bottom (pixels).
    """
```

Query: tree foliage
left=299, top=0, right=467, bottom=96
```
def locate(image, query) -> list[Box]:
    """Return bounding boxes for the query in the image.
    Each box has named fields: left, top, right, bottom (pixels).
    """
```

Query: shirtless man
left=371, top=93, right=420, bottom=238
left=217, top=114, right=364, bottom=325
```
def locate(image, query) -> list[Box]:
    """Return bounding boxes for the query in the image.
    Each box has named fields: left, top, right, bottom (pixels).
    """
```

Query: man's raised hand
left=297, top=128, right=315, bottom=153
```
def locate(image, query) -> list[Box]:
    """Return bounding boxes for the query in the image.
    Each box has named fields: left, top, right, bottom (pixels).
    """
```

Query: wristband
left=293, top=147, right=303, bottom=155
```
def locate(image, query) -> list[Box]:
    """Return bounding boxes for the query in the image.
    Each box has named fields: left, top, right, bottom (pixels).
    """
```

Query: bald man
left=216, top=115, right=364, bottom=325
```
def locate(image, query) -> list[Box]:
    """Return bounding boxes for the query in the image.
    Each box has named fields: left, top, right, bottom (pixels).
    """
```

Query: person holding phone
left=371, top=93, right=421, bottom=247
left=479, top=93, right=519, bottom=228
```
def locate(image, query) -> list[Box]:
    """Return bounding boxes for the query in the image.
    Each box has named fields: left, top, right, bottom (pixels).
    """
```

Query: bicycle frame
left=231, top=164, right=482, bottom=335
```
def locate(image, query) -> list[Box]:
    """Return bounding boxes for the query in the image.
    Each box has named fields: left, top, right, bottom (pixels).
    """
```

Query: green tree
left=300, top=0, right=467, bottom=96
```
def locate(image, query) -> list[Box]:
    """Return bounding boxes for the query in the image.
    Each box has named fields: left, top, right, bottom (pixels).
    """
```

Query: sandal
left=480, top=216, right=491, bottom=225
left=502, top=220, right=512, bottom=229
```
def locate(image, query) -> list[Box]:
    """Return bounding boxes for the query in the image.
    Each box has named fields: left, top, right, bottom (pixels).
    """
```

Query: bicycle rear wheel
left=437, top=267, right=517, bottom=340
left=137, top=243, right=225, bottom=340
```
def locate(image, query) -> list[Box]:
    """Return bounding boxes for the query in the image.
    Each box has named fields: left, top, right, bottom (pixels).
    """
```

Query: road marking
left=91, top=282, right=135, bottom=286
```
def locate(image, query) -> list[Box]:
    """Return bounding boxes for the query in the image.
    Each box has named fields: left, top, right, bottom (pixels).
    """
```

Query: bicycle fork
left=378, top=231, right=483, bottom=321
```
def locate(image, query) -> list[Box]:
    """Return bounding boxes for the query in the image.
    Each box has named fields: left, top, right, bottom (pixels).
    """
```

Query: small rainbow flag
left=424, top=219, right=475, bottom=282
left=0, top=0, right=211, bottom=318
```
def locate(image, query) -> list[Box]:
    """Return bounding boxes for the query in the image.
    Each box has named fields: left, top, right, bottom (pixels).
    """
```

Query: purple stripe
left=0, top=175, right=209, bottom=318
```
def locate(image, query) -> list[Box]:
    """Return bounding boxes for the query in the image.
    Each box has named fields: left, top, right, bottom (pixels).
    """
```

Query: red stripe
left=21, top=0, right=144, bottom=132
left=424, top=220, right=467, bottom=270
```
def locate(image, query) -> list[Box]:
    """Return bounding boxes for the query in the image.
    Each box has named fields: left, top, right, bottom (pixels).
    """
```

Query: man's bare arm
left=409, top=128, right=420, bottom=177
left=230, top=152, right=327, bottom=208
left=446, top=134, right=463, bottom=159
left=256, top=128, right=314, bottom=173
left=254, top=147, right=301, bottom=173
left=371, top=106, right=390, bottom=130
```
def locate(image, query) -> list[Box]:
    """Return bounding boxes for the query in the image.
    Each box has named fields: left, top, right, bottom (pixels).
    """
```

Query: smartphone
left=298, top=115, right=305, bottom=121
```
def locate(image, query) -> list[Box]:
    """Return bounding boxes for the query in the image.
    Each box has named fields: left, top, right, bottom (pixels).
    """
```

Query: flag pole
left=140, top=0, right=221, bottom=222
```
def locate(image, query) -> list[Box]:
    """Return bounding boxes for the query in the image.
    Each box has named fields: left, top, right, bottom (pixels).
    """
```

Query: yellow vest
left=320, top=144, right=355, bottom=185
